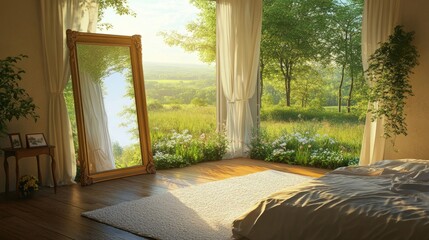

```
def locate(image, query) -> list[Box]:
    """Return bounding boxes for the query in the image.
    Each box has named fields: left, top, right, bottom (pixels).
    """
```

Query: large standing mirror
left=66, top=30, right=155, bottom=185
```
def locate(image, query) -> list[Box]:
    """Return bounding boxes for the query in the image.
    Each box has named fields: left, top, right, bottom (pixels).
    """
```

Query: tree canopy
left=160, top=0, right=367, bottom=112
left=159, top=0, right=216, bottom=63
left=97, top=0, right=136, bottom=30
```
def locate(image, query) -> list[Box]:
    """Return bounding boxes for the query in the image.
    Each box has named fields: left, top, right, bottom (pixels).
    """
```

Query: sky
left=98, top=0, right=203, bottom=65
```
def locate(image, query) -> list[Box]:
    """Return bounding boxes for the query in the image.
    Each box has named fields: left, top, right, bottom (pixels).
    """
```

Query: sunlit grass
left=261, top=120, right=364, bottom=155
left=148, top=104, right=216, bottom=138
left=148, top=105, right=364, bottom=157
left=146, top=79, right=201, bottom=84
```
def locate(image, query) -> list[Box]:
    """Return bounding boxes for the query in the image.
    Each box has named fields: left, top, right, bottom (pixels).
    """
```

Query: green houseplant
left=366, top=25, right=419, bottom=140
left=0, top=54, right=39, bottom=134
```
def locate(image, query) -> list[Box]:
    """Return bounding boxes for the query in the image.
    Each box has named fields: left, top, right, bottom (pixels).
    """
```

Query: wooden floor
left=0, top=158, right=328, bottom=240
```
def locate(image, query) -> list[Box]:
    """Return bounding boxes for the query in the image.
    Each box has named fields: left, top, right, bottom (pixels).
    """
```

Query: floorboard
left=0, top=158, right=329, bottom=240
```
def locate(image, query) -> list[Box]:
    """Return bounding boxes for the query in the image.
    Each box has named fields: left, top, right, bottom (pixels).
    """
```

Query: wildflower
left=200, top=133, right=206, bottom=140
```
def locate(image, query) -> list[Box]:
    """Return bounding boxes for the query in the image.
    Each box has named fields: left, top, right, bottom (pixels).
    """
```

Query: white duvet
left=232, top=159, right=429, bottom=240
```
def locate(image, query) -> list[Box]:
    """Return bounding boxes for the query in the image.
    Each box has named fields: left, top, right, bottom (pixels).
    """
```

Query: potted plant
left=366, top=25, right=419, bottom=141
left=0, top=54, right=39, bottom=135
left=18, top=175, right=39, bottom=198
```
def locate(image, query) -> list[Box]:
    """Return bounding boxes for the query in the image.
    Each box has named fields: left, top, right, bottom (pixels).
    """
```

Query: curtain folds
left=79, top=72, right=115, bottom=173
left=216, top=0, right=262, bottom=158
left=359, top=0, right=401, bottom=166
left=40, top=0, right=98, bottom=185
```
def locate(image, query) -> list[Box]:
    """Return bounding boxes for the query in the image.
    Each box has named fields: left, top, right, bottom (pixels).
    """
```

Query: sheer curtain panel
left=79, top=72, right=115, bottom=173
left=359, top=0, right=401, bottom=166
left=216, top=0, right=262, bottom=158
left=40, top=0, right=98, bottom=185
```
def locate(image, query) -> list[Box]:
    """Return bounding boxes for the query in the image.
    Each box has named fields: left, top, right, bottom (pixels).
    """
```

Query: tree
left=292, top=64, right=325, bottom=108
left=158, top=0, right=367, bottom=112
left=263, top=0, right=334, bottom=106
left=97, top=0, right=136, bottom=30
left=159, top=0, right=216, bottom=63
left=328, top=0, right=363, bottom=112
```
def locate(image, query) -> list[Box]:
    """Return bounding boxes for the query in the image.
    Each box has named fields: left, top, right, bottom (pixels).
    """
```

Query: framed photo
left=9, top=133, right=23, bottom=149
left=26, top=133, right=48, bottom=148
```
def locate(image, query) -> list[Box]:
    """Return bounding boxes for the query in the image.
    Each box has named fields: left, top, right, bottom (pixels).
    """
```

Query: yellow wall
left=0, top=0, right=49, bottom=192
left=384, top=0, right=429, bottom=160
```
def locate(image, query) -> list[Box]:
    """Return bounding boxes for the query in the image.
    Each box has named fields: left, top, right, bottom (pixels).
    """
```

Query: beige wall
left=384, top=0, right=429, bottom=160
left=0, top=0, right=49, bottom=192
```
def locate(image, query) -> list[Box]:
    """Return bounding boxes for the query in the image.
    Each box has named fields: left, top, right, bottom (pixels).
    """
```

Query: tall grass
left=261, top=106, right=363, bottom=123
left=261, top=121, right=364, bottom=155
left=148, top=105, right=216, bottom=138
left=147, top=105, right=364, bottom=169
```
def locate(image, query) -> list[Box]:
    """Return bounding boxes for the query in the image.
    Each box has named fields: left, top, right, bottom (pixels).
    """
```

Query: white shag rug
left=82, top=170, right=312, bottom=240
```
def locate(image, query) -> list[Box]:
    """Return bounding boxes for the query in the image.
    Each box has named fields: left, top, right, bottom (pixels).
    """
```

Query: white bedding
left=232, top=159, right=429, bottom=240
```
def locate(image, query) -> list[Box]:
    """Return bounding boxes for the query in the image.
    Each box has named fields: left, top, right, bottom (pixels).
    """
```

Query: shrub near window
left=249, top=128, right=357, bottom=170
left=152, top=129, right=227, bottom=169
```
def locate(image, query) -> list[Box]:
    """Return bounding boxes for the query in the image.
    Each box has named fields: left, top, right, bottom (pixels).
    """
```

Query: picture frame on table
left=9, top=133, right=23, bottom=149
left=26, top=133, right=48, bottom=148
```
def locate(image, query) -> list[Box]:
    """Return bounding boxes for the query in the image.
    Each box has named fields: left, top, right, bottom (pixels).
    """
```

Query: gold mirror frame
left=66, top=30, right=155, bottom=185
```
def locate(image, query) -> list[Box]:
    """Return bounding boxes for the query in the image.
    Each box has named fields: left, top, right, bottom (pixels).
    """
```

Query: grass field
left=148, top=105, right=216, bottom=139
left=146, top=79, right=201, bottom=84
left=148, top=105, right=364, bottom=157
left=260, top=121, right=364, bottom=155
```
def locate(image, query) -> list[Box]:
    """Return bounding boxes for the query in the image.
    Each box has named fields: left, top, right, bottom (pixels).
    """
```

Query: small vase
left=19, top=190, right=34, bottom=199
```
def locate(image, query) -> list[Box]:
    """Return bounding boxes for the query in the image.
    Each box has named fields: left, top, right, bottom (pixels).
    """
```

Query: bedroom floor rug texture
left=82, top=170, right=312, bottom=240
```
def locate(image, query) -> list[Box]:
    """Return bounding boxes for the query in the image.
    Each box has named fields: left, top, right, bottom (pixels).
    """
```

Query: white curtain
left=359, top=0, right=401, bottom=166
left=216, top=0, right=262, bottom=158
left=79, top=72, right=115, bottom=173
left=40, top=0, right=98, bottom=185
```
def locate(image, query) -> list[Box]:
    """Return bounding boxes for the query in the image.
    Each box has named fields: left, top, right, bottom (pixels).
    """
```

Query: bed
left=232, top=159, right=429, bottom=240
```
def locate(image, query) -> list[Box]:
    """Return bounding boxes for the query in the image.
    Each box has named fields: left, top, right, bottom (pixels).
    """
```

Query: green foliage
left=292, top=64, right=326, bottom=108
left=249, top=125, right=358, bottom=170
left=152, top=129, right=227, bottom=170
left=327, top=0, right=364, bottom=112
left=77, top=44, right=130, bottom=82
left=191, top=97, right=207, bottom=106
left=309, top=148, right=354, bottom=169
left=249, top=128, right=273, bottom=160
left=144, top=62, right=215, bottom=81
left=148, top=105, right=362, bottom=170
left=147, top=101, right=164, bottom=111
left=159, top=0, right=216, bottom=63
left=158, top=0, right=368, bottom=113
left=112, top=141, right=123, bottom=160
left=367, top=25, right=419, bottom=138
left=146, top=79, right=215, bottom=105
left=261, top=106, right=363, bottom=124
left=262, top=0, right=335, bottom=106
left=115, top=144, right=142, bottom=168
left=154, top=152, right=189, bottom=169
left=97, top=0, right=136, bottom=30
left=0, top=55, right=38, bottom=134
left=149, top=105, right=216, bottom=135
left=200, top=132, right=228, bottom=161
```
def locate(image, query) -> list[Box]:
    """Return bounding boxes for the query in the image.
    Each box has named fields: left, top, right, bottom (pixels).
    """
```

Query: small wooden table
left=2, top=145, right=57, bottom=194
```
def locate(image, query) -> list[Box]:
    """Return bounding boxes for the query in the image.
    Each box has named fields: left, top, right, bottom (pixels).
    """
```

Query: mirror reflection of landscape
left=76, top=44, right=142, bottom=174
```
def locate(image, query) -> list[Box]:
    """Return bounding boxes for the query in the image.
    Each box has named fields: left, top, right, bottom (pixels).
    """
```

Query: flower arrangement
left=18, top=175, right=39, bottom=197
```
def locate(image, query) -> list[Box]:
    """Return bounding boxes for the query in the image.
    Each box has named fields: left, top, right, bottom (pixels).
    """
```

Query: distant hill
left=143, top=62, right=215, bottom=81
